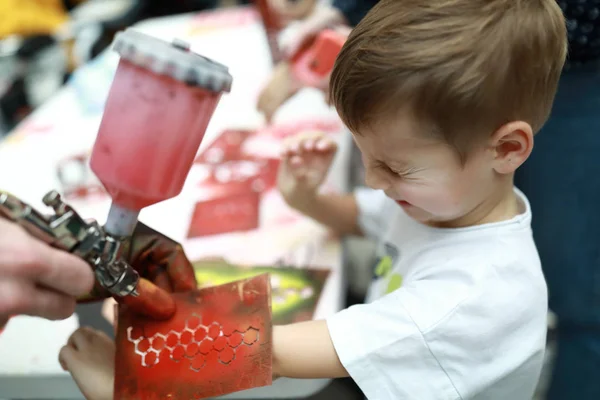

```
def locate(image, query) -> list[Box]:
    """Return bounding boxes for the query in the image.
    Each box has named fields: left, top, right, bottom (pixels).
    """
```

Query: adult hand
left=78, top=222, right=197, bottom=320
left=0, top=218, right=94, bottom=328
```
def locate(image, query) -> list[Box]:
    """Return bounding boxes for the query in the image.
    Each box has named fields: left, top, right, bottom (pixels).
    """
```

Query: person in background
left=257, top=0, right=378, bottom=121
left=514, top=2, right=600, bottom=399
left=0, top=0, right=84, bottom=39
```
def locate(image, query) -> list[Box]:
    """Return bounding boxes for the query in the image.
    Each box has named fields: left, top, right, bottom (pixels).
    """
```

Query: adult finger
left=144, top=263, right=173, bottom=292
left=0, top=316, right=8, bottom=332
left=0, top=278, right=76, bottom=320
left=58, top=345, right=75, bottom=371
left=164, top=247, right=197, bottom=293
left=119, top=278, right=176, bottom=320
left=22, top=238, right=94, bottom=297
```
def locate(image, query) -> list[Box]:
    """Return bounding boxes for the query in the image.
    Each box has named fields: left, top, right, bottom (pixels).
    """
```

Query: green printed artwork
left=386, top=273, right=403, bottom=294
left=193, top=259, right=331, bottom=325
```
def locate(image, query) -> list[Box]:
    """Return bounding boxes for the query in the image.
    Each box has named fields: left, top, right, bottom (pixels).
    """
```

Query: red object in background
left=188, top=128, right=282, bottom=238
left=114, top=274, right=272, bottom=400
left=203, top=158, right=280, bottom=193
left=195, top=129, right=254, bottom=164
left=187, top=158, right=280, bottom=238
left=187, top=190, right=260, bottom=238
left=291, top=29, right=347, bottom=87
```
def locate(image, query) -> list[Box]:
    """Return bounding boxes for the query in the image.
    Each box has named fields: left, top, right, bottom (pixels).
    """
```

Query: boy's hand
left=59, top=327, right=115, bottom=400
left=257, top=62, right=301, bottom=123
left=278, top=131, right=337, bottom=211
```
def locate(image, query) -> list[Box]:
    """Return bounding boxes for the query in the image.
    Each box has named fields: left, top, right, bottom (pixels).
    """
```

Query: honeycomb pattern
left=127, top=314, right=259, bottom=372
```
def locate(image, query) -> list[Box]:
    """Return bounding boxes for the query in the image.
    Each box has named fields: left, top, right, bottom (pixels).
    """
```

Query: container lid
left=112, top=28, right=232, bottom=93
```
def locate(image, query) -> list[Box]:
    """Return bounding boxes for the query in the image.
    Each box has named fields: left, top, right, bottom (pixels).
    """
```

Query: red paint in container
left=88, top=29, right=233, bottom=237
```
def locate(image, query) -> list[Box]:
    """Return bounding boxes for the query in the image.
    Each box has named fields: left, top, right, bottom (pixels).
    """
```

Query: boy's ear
left=489, top=121, right=534, bottom=174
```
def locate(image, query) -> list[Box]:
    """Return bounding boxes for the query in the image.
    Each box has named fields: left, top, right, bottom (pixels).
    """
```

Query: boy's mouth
left=396, top=200, right=411, bottom=207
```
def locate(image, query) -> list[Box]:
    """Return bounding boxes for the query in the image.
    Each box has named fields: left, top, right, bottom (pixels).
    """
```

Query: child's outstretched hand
left=278, top=131, right=337, bottom=211
left=59, top=327, right=115, bottom=400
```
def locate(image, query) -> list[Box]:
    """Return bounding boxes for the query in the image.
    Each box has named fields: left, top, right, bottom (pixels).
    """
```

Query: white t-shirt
left=326, top=187, right=548, bottom=400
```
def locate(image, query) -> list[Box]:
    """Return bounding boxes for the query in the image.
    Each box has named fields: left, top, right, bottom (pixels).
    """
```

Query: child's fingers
left=89, top=329, right=113, bottom=347
left=305, top=136, right=336, bottom=153
left=67, top=326, right=91, bottom=350
left=67, top=326, right=102, bottom=351
left=58, top=345, right=76, bottom=371
left=282, top=154, right=308, bottom=178
left=289, top=155, right=304, bottom=167
left=281, top=132, right=336, bottom=157
left=315, top=136, right=337, bottom=152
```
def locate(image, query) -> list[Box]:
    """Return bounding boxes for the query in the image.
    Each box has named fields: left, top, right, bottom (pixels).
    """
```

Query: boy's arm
left=273, top=320, right=349, bottom=379
left=292, top=193, right=363, bottom=237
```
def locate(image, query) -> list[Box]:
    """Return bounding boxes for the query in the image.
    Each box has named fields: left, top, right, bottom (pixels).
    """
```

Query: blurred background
left=0, top=0, right=257, bottom=136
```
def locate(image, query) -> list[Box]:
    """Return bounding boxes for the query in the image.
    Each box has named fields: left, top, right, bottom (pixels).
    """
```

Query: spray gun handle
left=0, top=190, right=140, bottom=298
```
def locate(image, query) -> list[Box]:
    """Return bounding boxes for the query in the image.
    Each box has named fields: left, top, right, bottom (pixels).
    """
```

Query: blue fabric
left=515, top=63, right=600, bottom=399
left=332, top=0, right=379, bottom=26
left=560, top=0, right=600, bottom=63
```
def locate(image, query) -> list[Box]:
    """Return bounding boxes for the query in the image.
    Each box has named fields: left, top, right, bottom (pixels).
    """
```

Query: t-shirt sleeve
left=326, top=286, right=460, bottom=399
left=354, top=187, right=388, bottom=241
left=331, top=0, right=380, bottom=26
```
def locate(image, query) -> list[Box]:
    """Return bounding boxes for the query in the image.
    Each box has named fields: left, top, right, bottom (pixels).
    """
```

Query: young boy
left=58, top=0, right=568, bottom=398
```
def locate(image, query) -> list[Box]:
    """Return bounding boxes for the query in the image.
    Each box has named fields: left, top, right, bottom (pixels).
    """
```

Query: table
left=0, top=6, right=353, bottom=399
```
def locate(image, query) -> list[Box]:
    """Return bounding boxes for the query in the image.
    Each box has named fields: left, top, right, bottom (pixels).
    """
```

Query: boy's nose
left=364, top=168, right=391, bottom=191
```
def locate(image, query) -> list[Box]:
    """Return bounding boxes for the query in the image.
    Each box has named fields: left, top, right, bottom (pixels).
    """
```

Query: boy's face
left=353, top=113, right=498, bottom=227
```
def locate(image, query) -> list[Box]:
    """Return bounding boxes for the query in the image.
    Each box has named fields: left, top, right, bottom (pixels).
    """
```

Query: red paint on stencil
left=114, top=274, right=272, bottom=400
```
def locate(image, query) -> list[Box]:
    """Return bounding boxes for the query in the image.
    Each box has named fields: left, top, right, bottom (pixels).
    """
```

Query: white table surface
left=0, top=6, right=352, bottom=399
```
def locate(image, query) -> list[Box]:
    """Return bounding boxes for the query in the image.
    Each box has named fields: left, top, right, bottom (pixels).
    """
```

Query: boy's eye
left=390, top=166, right=421, bottom=179
left=373, top=161, right=417, bottom=178
left=390, top=167, right=411, bottom=177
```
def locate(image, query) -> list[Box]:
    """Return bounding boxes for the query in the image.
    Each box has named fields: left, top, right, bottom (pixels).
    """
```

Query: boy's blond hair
left=329, top=0, right=568, bottom=159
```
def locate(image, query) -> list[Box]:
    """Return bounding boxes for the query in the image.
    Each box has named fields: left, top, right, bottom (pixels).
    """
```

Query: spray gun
left=0, top=29, right=233, bottom=319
